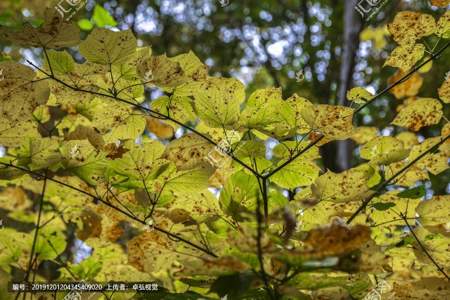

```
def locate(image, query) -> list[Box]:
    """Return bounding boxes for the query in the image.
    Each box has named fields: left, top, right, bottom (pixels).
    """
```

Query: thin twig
left=0, top=162, right=217, bottom=258
left=355, top=41, right=450, bottom=114
left=399, top=212, right=449, bottom=280
left=25, top=59, right=261, bottom=179
left=347, top=135, right=449, bottom=224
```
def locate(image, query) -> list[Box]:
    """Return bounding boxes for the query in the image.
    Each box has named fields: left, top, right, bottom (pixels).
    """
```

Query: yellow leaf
left=388, top=71, right=423, bottom=99
left=312, top=164, right=376, bottom=203
left=388, top=11, right=436, bottom=46
left=436, top=10, right=450, bottom=38
left=360, top=26, right=389, bottom=50
left=384, top=44, right=425, bottom=72
left=300, top=221, right=371, bottom=259
left=392, top=98, right=443, bottom=131
left=360, top=136, right=409, bottom=164
left=350, top=127, right=379, bottom=145
left=396, top=131, right=419, bottom=149
left=416, top=195, right=450, bottom=236
left=438, top=77, right=450, bottom=103
left=286, top=94, right=314, bottom=134
left=408, top=136, right=449, bottom=175
left=176, top=77, right=245, bottom=127
left=163, top=133, right=213, bottom=170
left=418, top=56, right=433, bottom=74
left=240, top=88, right=297, bottom=137
left=430, top=0, right=450, bottom=7
left=347, top=87, right=373, bottom=104
left=303, top=105, right=354, bottom=143
left=79, top=28, right=136, bottom=65
left=146, top=116, right=174, bottom=140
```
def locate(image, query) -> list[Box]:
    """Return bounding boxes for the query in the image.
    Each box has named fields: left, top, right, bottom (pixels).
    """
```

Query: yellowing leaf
left=431, top=0, right=450, bottom=7
left=0, top=62, right=49, bottom=146
left=164, top=189, right=222, bottom=223
left=360, top=26, right=389, bottom=49
left=79, top=28, right=136, bottom=65
left=312, top=164, right=376, bottom=203
left=436, top=10, right=450, bottom=38
left=0, top=13, right=80, bottom=48
left=416, top=195, right=450, bottom=236
left=438, top=77, right=450, bottom=103
left=14, top=138, right=62, bottom=171
left=303, top=105, right=354, bottom=143
left=110, top=140, right=167, bottom=186
left=285, top=94, right=313, bottom=134
left=413, top=227, right=449, bottom=269
left=347, top=87, right=373, bottom=104
left=418, top=56, right=433, bottom=74
left=45, top=50, right=75, bottom=74
left=151, top=95, right=196, bottom=128
left=392, top=98, right=443, bottom=131
left=350, top=127, right=379, bottom=145
left=396, top=131, right=419, bottom=149
left=176, top=77, right=245, bottom=127
left=163, top=133, right=213, bottom=170
left=408, top=137, right=449, bottom=175
left=360, top=136, right=409, bottom=164
left=146, top=116, right=174, bottom=140
left=387, top=11, right=436, bottom=46
left=300, top=221, right=371, bottom=259
left=240, top=88, right=296, bottom=137
left=138, top=54, right=186, bottom=88
left=388, top=71, right=423, bottom=99
left=369, top=191, right=420, bottom=227
left=384, top=44, right=425, bottom=72
left=271, top=160, right=320, bottom=189
left=171, top=51, right=208, bottom=81
left=103, top=114, right=146, bottom=143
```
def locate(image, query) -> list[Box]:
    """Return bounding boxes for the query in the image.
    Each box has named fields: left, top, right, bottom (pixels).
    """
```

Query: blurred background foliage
left=0, top=0, right=448, bottom=184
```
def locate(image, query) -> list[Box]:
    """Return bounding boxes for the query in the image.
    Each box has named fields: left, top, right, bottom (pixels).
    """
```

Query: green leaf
left=398, top=185, right=426, bottom=199
left=78, top=19, right=94, bottom=31
left=371, top=202, right=396, bottom=211
left=271, top=160, right=320, bottom=189
left=92, top=5, right=117, bottom=28
left=46, top=50, right=75, bottom=74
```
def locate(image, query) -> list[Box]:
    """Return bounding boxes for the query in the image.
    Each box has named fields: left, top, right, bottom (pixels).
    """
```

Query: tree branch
left=347, top=134, right=449, bottom=224
left=0, top=162, right=218, bottom=258
left=25, top=59, right=262, bottom=179
left=399, top=212, right=449, bottom=280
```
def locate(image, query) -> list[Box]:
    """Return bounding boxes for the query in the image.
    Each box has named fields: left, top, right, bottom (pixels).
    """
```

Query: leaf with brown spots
left=438, top=77, right=450, bottom=103
left=387, top=11, right=436, bottom=46
left=302, top=104, right=354, bottom=144
left=384, top=44, right=425, bottom=72
left=0, top=11, right=80, bottom=48
left=175, top=77, right=245, bottom=127
left=300, top=221, right=371, bottom=259
left=312, top=164, right=378, bottom=203
left=79, top=28, right=136, bottom=65
left=392, top=98, right=443, bottom=131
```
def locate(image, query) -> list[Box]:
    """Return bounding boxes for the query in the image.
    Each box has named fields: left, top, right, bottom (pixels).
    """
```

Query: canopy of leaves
left=0, top=2, right=449, bottom=300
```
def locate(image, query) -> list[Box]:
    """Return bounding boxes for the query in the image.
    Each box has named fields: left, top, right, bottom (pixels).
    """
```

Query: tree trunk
left=335, top=0, right=362, bottom=171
